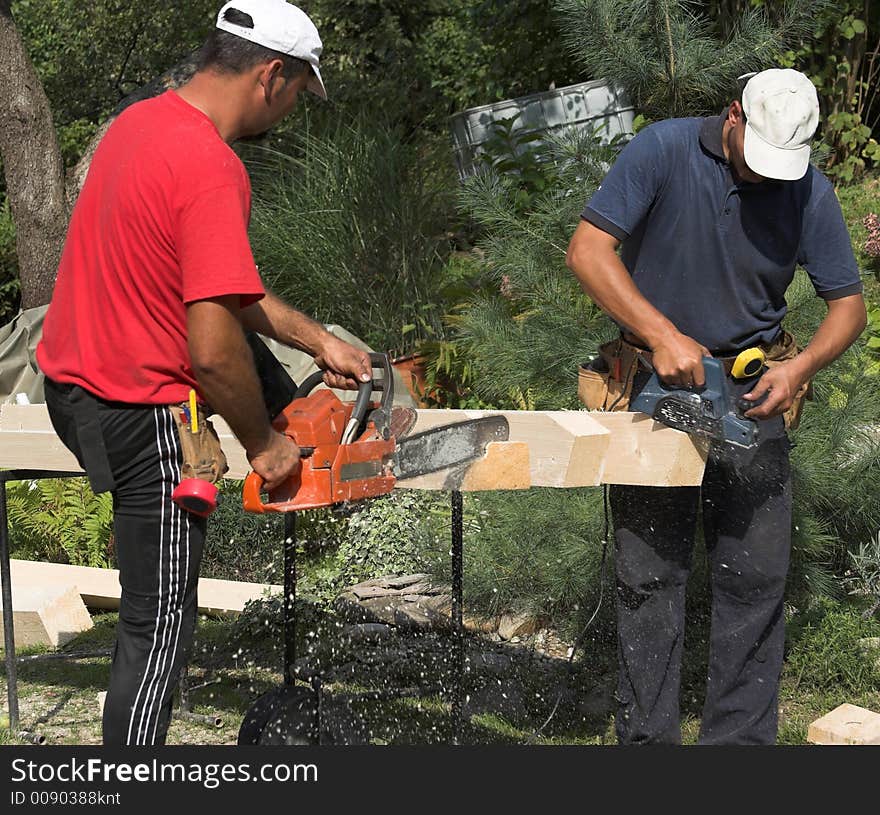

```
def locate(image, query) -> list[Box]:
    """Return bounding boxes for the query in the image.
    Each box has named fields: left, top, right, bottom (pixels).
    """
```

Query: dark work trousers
left=610, top=371, right=792, bottom=745
left=44, top=378, right=206, bottom=746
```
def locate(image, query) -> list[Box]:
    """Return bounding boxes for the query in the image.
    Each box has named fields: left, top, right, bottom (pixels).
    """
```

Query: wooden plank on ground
left=0, top=583, right=93, bottom=647
left=9, top=559, right=280, bottom=618
left=807, top=704, right=880, bottom=745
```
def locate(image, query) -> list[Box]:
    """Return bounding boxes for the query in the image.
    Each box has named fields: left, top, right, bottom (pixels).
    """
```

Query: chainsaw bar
left=392, top=416, right=510, bottom=481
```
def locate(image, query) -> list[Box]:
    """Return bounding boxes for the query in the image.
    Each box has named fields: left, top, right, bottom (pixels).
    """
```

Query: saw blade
left=393, top=416, right=510, bottom=481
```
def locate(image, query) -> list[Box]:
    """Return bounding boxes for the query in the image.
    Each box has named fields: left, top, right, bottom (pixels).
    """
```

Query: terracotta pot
left=391, top=353, right=429, bottom=407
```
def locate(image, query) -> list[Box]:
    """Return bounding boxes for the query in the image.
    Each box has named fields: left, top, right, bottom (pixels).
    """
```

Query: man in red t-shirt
left=37, top=1, right=370, bottom=745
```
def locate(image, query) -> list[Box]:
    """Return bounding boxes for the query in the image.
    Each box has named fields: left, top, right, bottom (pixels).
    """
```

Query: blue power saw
left=631, top=350, right=766, bottom=450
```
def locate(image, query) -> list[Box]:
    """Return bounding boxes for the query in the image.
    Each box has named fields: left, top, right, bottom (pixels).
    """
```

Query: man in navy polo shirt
left=566, top=68, right=866, bottom=744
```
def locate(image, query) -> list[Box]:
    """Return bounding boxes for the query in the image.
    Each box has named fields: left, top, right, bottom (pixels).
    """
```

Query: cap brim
left=743, top=123, right=809, bottom=181
left=307, top=65, right=327, bottom=100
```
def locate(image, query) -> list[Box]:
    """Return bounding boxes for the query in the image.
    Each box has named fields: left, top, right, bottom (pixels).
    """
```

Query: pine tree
left=554, top=0, right=827, bottom=119
left=450, top=129, right=616, bottom=410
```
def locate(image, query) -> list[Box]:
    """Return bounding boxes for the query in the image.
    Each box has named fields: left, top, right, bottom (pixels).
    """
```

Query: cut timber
left=0, top=583, right=93, bottom=647
left=397, top=409, right=705, bottom=489
left=10, top=559, right=280, bottom=618
left=588, top=411, right=708, bottom=487
left=0, top=403, right=708, bottom=489
left=460, top=442, right=530, bottom=491
left=807, top=704, right=880, bottom=745
left=399, top=409, right=610, bottom=490
left=400, top=440, right=532, bottom=491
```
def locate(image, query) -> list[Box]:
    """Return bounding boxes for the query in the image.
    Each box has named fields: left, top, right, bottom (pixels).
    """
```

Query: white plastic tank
left=450, top=78, right=636, bottom=179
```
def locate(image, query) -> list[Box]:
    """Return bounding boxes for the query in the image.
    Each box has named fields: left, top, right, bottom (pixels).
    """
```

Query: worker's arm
left=187, top=296, right=300, bottom=490
left=743, top=293, right=867, bottom=419
left=240, top=291, right=371, bottom=389
left=566, top=219, right=710, bottom=387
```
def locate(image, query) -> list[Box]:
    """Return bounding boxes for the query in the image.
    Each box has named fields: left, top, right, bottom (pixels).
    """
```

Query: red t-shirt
left=37, top=90, right=265, bottom=404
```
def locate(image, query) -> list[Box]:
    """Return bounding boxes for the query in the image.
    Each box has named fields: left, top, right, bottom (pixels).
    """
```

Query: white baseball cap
left=216, top=0, right=327, bottom=100
left=740, top=68, right=819, bottom=181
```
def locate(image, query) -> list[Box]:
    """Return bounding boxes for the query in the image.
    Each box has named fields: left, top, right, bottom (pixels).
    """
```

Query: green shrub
left=204, top=484, right=443, bottom=608
left=201, top=480, right=350, bottom=587
left=454, top=488, right=610, bottom=632
left=445, top=128, right=618, bottom=411
left=330, top=491, right=446, bottom=590
left=847, top=530, right=880, bottom=617
left=245, top=119, right=457, bottom=355
left=555, top=0, right=822, bottom=121
left=6, top=478, right=114, bottom=567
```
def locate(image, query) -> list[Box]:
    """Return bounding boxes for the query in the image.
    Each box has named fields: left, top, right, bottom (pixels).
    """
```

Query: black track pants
left=609, top=372, right=792, bottom=745
left=44, top=378, right=206, bottom=746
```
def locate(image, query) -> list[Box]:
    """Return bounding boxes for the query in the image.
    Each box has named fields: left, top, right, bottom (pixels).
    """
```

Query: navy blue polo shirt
left=582, top=114, right=862, bottom=352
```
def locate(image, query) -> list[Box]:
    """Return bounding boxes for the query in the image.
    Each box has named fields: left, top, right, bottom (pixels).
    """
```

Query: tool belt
left=168, top=402, right=228, bottom=483
left=578, top=329, right=812, bottom=430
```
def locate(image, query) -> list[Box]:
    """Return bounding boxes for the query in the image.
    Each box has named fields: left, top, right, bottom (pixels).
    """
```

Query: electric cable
left=524, top=484, right=611, bottom=743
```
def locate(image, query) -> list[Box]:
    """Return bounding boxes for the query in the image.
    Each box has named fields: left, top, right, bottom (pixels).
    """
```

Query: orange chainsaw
left=241, top=342, right=508, bottom=513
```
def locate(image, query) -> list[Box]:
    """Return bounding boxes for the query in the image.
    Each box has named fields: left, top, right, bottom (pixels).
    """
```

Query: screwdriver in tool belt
left=189, top=389, right=198, bottom=434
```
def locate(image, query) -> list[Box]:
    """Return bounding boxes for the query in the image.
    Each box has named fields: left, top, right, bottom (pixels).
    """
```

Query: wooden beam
left=390, top=409, right=706, bottom=489
left=807, top=704, right=880, bottom=745
left=588, top=411, right=709, bottom=487
left=0, top=583, right=93, bottom=647
left=0, top=403, right=707, bottom=490
left=0, top=403, right=81, bottom=472
left=398, top=409, right=610, bottom=490
left=10, top=559, right=280, bottom=618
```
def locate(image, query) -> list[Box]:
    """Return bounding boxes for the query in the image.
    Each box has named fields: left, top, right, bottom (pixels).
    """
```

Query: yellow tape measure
left=731, top=347, right=766, bottom=380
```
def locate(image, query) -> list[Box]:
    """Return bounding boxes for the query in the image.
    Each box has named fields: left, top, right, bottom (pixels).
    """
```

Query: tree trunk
left=0, top=1, right=200, bottom=308
left=0, top=0, right=70, bottom=309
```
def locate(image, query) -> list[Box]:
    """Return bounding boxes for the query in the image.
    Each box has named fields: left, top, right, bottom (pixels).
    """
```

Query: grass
left=2, top=594, right=878, bottom=745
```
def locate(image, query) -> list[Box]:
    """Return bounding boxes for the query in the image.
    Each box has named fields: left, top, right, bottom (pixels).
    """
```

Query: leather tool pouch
left=578, top=329, right=811, bottom=429
left=168, top=404, right=229, bottom=483
left=761, top=329, right=812, bottom=431
left=578, top=338, right=641, bottom=412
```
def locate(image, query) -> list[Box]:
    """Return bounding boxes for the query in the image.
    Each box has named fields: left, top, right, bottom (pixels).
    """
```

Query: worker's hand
left=248, top=430, right=302, bottom=491
left=741, top=360, right=806, bottom=420
left=314, top=336, right=372, bottom=390
left=651, top=332, right=711, bottom=388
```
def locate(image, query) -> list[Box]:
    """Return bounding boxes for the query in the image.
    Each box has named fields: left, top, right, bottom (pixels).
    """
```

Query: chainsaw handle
left=294, top=354, right=394, bottom=445
left=294, top=354, right=391, bottom=401
left=242, top=471, right=268, bottom=513
left=369, top=352, right=394, bottom=413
